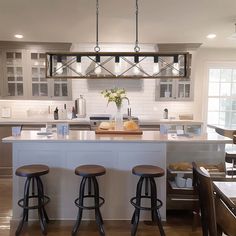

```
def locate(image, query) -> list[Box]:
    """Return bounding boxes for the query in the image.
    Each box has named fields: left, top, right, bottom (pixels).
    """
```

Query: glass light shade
left=133, top=65, right=139, bottom=75
left=172, top=63, right=179, bottom=75
left=153, top=63, right=160, bottom=74
left=95, top=65, right=102, bottom=74
left=76, top=62, right=82, bottom=73
left=56, top=62, right=63, bottom=74
left=114, top=62, right=121, bottom=75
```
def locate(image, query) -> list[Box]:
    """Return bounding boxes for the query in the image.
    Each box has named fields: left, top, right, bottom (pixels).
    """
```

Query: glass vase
left=115, top=106, right=123, bottom=130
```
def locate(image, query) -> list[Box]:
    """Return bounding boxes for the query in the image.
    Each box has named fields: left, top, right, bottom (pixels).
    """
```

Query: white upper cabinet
left=156, top=78, right=193, bottom=101
left=0, top=42, right=72, bottom=100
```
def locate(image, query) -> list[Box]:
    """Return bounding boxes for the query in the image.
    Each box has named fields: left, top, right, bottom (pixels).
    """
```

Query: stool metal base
left=72, top=176, right=105, bottom=236
left=15, top=176, right=50, bottom=236
left=130, top=176, right=165, bottom=236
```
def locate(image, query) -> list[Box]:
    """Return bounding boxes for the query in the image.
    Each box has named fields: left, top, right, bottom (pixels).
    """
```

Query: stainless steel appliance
left=89, top=114, right=139, bottom=130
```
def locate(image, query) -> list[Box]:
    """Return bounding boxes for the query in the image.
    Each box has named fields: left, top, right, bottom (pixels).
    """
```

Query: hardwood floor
left=0, top=178, right=202, bottom=236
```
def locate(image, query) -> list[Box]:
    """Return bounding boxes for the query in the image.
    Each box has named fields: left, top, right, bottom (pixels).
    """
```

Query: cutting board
left=95, top=128, right=143, bottom=135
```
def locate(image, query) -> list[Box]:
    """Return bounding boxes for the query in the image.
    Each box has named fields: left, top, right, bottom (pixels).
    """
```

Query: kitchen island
left=2, top=130, right=231, bottom=221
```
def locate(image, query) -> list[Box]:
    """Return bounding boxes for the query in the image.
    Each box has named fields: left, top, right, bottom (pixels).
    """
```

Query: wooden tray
left=95, top=128, right=143, bottom=135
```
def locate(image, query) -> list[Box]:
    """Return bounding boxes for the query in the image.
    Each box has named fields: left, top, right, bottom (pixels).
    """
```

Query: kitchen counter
left=2, top=130, right=231, bottom=144
left=0, top=117, right=203, bottom=126
left=2, top=130, right=231, bottom=222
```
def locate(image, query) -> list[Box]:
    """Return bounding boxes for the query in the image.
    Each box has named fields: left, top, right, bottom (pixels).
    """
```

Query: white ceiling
left=1, top=0, right=236, bottom=48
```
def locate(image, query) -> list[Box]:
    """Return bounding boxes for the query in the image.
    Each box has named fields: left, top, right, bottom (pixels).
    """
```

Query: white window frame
left=203, top=61, right=236, bottom=128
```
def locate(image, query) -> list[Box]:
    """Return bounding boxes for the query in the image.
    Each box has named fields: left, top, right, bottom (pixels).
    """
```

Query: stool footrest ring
left=75, top=195, right=105, bottom=210
left=130, top=195, right=162, bottom=211
left=18, top=195, right=50, bottom=210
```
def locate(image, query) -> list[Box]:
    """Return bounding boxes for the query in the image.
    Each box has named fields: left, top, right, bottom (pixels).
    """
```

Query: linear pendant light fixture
left=45, top=0, right=191, bottom=79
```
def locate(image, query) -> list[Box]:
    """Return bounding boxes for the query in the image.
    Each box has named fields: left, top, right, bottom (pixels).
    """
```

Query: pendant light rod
left=134, top=0, right=140, bottom=52
left=94, top=0, right=100, bottom=52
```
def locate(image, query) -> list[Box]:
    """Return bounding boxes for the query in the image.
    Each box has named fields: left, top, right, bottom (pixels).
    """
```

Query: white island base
left=12, top=141, right=166, bottom=221
left=4, top=130, right=230, bottom=221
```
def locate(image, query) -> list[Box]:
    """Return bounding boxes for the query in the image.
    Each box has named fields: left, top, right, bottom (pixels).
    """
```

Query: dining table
left=213, top=181, right=236, bottom=214
left=213, top=181, right=236, bottom=236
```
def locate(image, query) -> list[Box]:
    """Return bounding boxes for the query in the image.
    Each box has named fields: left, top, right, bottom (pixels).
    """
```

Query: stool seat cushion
left=132, top=165, right=165, bottom=177
left=15, top=164, right=49, bottom=177
left=75, top=165, right=106, bottom=177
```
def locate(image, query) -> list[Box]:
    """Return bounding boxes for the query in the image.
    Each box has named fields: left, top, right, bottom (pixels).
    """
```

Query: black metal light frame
left=45, top=51, right=191, bottom=79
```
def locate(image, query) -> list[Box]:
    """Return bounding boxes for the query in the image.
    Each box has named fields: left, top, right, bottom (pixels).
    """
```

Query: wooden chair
left=214, top=127, right=236, bottom=176
left=192, top=162, right=219, bottom=236
left=193, top=162, right=236, bottom=236
left=215, top=196, right=236, bottom=236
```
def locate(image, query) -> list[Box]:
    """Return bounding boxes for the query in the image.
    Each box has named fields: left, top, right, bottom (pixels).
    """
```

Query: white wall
left=0, top=44, right=236, bottom=121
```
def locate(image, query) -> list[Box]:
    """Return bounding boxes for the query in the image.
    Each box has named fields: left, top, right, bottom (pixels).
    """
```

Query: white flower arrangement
left=101, top=88, right=129, bottom=109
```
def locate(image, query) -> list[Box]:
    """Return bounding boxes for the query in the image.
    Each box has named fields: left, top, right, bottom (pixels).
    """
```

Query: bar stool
left=15, top=164, right=50, bottom=235
left=72, top=164, right=106, bottom=236
left=130, top=165, right=165, bottom=236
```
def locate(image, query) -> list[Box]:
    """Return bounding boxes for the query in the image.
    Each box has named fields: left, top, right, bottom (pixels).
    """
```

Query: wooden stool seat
left=15, top=164, right=49, bottom=177
left=75, top=165, right=106, bottom=177
left=132, top=165, right=165, bottom=177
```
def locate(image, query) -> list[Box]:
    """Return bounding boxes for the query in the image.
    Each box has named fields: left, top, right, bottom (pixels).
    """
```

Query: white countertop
left=2, top=130, right=231, bottom=144
left=0, top=117, right=203, bottom=126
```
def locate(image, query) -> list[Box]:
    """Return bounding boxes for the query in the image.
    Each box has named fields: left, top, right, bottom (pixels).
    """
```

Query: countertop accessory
left=163, top=108, right=168, bottom=119
left=101, top=88, right=130, bottom=130
left=54, top=107, right=58, bottom=120
left=76, top=95, right=86, bottom=118
left=95, top=128, right=143, bottom=135
left=1, top=107, right=11, bottom=118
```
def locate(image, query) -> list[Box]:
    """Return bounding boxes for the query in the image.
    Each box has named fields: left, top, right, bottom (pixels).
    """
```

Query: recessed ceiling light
left=206, top=34, right=216, bottom=39
left=14, top=34, right=23, bottom=39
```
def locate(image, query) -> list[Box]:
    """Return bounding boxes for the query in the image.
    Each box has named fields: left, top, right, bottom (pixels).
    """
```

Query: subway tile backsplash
left=0, top=79, right=194, bottom=120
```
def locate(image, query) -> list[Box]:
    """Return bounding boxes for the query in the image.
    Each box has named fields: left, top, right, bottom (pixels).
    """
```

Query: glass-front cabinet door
left=53, top=79, right=68, bottom=97
left=3, top=50, right=25, bottom=97
left=159, top=79, right=174, bottom=100
left=30, top=52, right=48, bottom=98
left=176, top=79, right=191, bottom=99
left=156, top=78, right=193, bottom=101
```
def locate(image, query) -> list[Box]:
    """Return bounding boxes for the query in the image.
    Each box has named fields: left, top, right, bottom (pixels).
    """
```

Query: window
left=207, top=67, right=236, bottom=128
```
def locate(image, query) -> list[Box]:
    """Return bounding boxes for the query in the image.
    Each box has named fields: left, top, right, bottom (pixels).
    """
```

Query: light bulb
left=115, top=63, right=121, bottom=75
left=172, top=63, right=179, bottom=75
left=56, top=62, right=63, bottom=74
left=76, top=62, right=82, bottom=73
left=153, top=63, right=160, bottom=74
left=133, top=65, right=139, bottom=75
left=95, top=65, right=102, bottom=74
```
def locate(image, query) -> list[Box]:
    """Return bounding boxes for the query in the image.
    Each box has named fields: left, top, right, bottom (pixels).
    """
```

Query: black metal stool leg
left=93, top=177, right=105, bottom=236
left=25, top=177, right=33, bottom=222
left=37, top=177, right=50, bottom=223
left=36, top=177, right=47, bottom=235
left=15, top=177, right=31, bottom=236
left=131, top=176, right=144, bottom=236
left=150, top=178, right=165, bottom=236
left=72, top=177, right=87, bottom=236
